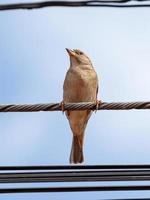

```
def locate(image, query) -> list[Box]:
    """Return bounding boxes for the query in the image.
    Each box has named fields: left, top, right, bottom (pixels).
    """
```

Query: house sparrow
left=63, top=49, right=99, bottom=164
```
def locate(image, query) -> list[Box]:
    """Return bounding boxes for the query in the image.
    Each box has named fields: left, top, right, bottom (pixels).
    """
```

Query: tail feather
left=70, top=135, right=84, bottom=164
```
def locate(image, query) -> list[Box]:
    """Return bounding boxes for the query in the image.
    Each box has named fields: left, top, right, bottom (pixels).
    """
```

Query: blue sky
left=1, top=0, right=150, bottom=199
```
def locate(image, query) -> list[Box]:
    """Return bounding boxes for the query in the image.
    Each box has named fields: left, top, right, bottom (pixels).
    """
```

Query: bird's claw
left=60, top=101, right=65, bottom=114
left=95, top=100, right=102, bottom=113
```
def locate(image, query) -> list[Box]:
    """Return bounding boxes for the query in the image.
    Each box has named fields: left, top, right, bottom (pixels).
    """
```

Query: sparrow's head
left=66, top=48, right=92, bottom=67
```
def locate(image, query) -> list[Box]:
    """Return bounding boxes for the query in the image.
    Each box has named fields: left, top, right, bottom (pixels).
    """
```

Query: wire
left=1, top=185, right=150, bottom=193
left=1, top=164, right=150, bottom=170
left=1, top=165, right=150, bottom=193
left=0, top=0, right=150, bottom=11
left=0, top=101, right=150, bottom=112
left=2, top=169, right=150, bottom=183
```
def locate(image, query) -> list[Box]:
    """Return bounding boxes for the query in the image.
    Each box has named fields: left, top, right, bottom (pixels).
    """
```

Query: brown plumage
left=63, top=49, right=99, bottom=164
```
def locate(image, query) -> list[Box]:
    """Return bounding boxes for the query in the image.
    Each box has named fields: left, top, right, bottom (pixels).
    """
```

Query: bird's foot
left=95, top=100, right=102, bottom=113
left=60, top=101, right=65, bottom=114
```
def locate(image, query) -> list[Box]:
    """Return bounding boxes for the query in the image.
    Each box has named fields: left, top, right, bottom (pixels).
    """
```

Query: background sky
left=1, top=0, right=150, bottom=199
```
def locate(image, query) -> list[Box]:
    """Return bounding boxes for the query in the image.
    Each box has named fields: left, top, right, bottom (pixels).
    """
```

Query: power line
left=2, top=169, right=150, bottom=183
left=0, top=0, right=150, bottom=11
left=1, top=165, right=150, bottom=183
left=1, top=185, right=150, bottom=193
left=1, top=164, right=150, bottom=170
left=1, top=165, right=150, bottom=193
left=0, top=101, right=150, bottom=112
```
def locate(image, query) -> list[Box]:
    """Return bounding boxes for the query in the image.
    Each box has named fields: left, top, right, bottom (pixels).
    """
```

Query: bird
left=62, top=48, right=99, bottom=164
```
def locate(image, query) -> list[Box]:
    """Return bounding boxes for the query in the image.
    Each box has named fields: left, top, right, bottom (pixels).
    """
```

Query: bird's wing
left=96, top=84, right=98, bottom=99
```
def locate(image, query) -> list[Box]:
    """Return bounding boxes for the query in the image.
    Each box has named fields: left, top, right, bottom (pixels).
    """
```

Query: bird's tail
left=70, top=135, right=84, bottom=164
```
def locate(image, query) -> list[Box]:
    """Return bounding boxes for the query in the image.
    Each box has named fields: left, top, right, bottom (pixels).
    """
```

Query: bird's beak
left=66, top=48, right=76, bottom=57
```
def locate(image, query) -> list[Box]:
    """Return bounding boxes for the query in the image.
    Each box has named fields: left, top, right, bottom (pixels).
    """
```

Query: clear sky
left=1, top=0, right=150, bottom=199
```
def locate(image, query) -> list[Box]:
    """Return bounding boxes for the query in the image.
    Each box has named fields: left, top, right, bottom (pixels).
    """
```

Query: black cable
left=2, top=170, right=150, bottom=183
left=1, top=167, right=150, bottom=183
left=0, top=0, right=150, bottom=11
left=1, top=185, right=150, bottom=193
left=1, top=165, right=150, bottom=171
left=1, top=166, right=150, bottom=193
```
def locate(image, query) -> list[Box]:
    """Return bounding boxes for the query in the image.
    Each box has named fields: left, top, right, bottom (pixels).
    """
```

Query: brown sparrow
left=63, top=49, right=99, bottom=163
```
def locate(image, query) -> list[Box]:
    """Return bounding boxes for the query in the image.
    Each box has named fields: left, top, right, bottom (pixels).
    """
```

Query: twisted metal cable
left=1, top=0, right=150, bottom=11
left=0, top=102, right=150, bottom=112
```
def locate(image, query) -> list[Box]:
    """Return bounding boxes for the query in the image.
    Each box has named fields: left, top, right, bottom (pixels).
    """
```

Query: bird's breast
left=63, top=66, right=98, bottom=102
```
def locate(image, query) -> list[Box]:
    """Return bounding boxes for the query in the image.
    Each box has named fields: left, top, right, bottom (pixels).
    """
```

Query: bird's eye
left=79, top=51, right=83, bottom=55
left=74, top=49, right=83, bottom=55
left=77, top=51, right=83, bottom=55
